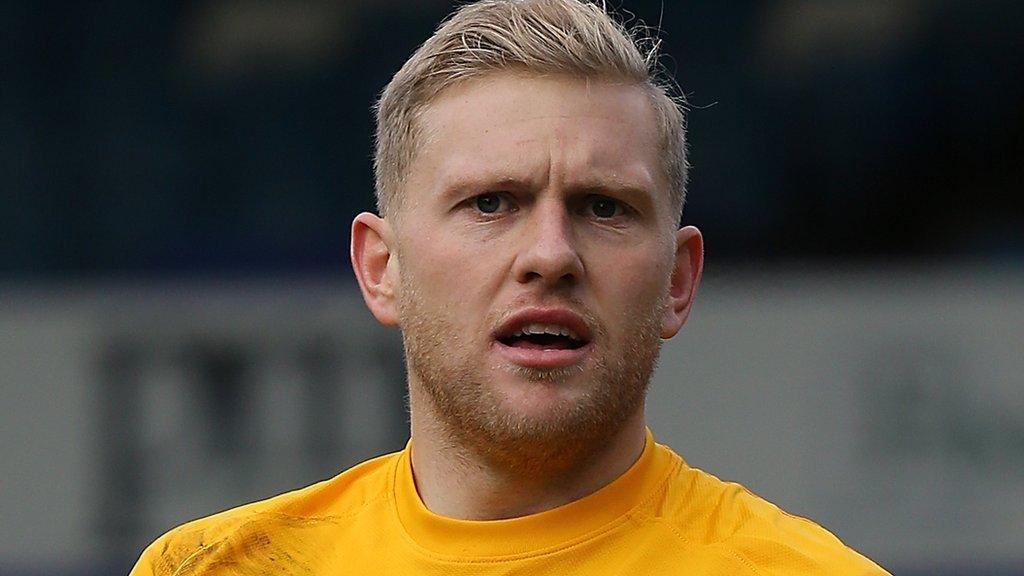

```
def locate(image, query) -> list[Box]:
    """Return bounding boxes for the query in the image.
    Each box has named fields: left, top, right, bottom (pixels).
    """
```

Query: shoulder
left=647, top=443, right=890, bottom=575
left=129, top=450, right=401, bottom=576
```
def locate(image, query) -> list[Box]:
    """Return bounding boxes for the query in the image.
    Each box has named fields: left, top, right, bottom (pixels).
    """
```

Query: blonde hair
left=374, top=0, right=687, bottom=219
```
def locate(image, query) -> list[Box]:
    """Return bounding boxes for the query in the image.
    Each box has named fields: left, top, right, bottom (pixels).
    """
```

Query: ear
left=351, top=212, right=400, bottom=326
left=661, top=225, right=704, bottom=338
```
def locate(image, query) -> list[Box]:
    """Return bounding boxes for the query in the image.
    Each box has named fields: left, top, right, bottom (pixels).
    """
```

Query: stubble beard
left=398, top=281, right=665, bottom=479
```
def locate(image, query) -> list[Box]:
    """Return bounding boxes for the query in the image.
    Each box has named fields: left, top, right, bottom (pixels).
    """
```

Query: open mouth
left=496, top=322, right=588, bottom=350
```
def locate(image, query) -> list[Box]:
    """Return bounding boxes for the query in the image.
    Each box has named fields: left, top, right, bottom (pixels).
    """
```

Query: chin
left=502, top=363, right=587, bottom=383
left=491, top=370, right=593, bottom=419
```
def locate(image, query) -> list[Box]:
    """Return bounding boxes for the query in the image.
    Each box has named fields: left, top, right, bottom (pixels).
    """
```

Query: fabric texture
left=130, top=431, right=890, bottom=575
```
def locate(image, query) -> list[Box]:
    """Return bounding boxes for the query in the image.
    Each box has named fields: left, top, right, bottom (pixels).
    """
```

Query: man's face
left=388, top=72, right=686, bottom=467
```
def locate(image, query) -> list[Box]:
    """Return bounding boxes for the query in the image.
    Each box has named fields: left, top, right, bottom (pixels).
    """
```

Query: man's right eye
left=474, top=193, right=504, bottom=214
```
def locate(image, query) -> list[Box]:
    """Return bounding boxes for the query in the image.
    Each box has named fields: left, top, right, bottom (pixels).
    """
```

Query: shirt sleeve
left=127, top=540, right=159, bottom=576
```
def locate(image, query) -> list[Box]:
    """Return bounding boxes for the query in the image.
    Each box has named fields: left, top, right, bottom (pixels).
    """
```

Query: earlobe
left=351, top=212, right=400, bottom=326
left=661, top=226, right=704, bottom=339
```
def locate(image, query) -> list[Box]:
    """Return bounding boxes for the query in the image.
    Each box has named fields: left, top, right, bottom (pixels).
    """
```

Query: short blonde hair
left=374, top=0, right=687, bottom=219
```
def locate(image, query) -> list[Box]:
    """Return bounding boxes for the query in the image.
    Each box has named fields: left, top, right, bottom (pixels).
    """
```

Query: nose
left=511, top=201, right=584, bottom=287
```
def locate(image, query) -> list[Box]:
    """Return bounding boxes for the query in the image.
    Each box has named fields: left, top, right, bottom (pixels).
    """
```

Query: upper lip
left=492, top=307, right=593, bottom=343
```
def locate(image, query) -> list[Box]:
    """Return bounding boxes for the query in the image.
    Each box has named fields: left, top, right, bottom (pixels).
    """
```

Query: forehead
left=409, top=72, right=665, bottom=199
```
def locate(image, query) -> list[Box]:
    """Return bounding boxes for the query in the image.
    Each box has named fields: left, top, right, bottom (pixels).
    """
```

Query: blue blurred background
left=2, top=1, right=1022, bottom=575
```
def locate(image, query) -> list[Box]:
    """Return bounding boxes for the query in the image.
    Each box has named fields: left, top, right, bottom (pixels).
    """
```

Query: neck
left=407, top=389, right=647, bottom=520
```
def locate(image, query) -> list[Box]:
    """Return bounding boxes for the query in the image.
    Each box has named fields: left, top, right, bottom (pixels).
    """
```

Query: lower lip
left=492, top=340, right=593, bottom=369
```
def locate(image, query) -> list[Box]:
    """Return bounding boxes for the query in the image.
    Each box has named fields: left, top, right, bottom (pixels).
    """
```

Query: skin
left=351, top=72, right=703, bottom=520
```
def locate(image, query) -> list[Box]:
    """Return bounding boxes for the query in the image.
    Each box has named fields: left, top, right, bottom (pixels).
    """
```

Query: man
left=131, top=1, right=889, bottom=573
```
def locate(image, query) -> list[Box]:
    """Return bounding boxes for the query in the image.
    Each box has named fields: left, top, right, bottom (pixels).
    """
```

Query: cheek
left=399, top=240, right=501, bottom=318
left=588, top=250, right=672, bottom=333
left=593, top=245, right=670, bottom=298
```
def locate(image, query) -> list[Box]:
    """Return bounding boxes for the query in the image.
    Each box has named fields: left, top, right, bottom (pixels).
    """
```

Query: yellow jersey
left=131, top=431, right=889, bottom=575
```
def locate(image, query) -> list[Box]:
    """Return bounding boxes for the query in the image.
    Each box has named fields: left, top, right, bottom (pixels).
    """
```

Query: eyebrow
left=572, top=174, right=653, bottom=194
left=567, top=171, right=659, bottom=207
left=442, top=170, right=653, bottom=192
left=438, top=173, right=539, bottom=201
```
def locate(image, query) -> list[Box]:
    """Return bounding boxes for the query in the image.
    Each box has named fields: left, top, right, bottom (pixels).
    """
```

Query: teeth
left=513, top=323, right=580, bottom=340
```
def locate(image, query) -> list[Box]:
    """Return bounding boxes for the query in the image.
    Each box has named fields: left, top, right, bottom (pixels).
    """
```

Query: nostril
left=512, top=233, right=584, bottom=283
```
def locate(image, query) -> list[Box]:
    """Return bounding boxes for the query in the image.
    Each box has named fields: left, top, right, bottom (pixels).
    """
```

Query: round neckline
left=391, top=429, right=674, bottom=559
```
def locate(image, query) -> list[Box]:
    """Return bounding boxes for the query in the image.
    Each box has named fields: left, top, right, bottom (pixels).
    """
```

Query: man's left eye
left=474, top=193, right=505, bottom=214
left=588, top=196, right=624, bottom=219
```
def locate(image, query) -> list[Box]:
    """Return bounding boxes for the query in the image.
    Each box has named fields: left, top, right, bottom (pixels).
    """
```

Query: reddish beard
left=397, top=281, right=665, bottom=477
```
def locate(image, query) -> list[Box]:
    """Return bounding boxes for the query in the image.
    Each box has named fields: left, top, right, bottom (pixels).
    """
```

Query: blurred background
left=1, top=1, right=1021, bottom=574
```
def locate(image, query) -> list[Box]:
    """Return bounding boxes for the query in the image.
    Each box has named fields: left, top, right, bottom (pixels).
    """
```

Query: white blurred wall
left=1, top=264, right=1021, bottom=573
left=648, top=263, right=1024, bottom=571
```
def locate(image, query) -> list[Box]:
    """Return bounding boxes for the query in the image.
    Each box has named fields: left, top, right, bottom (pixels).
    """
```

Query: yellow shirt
left=131, top=431, right=889, bottom=575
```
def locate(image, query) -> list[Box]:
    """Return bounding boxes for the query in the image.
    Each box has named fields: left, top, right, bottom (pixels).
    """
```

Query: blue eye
left=475, top=193, right=503, bottom=213
left=589, top=196, right=623, bottom=218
